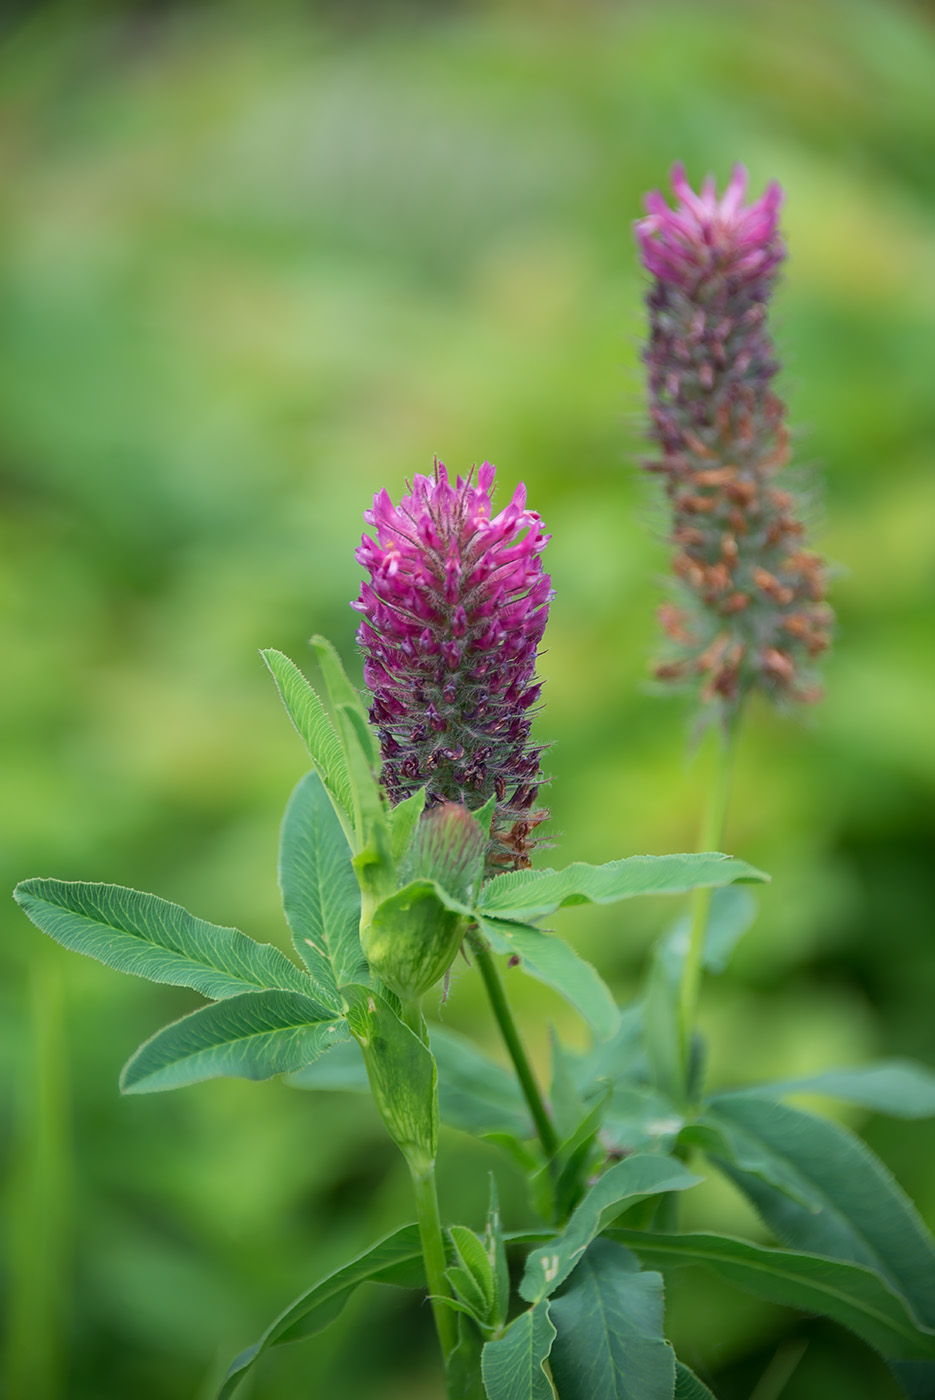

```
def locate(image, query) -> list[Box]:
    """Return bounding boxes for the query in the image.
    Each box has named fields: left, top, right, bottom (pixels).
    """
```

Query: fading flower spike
left=635, top=163, right=833, bottom=713
left=353, top=461, right=551, bottom=868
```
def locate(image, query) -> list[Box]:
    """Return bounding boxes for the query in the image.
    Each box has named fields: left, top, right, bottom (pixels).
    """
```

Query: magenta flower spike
left=635, top=163, right=833, bottom=713
left=353, top=460, right=551, bottom=869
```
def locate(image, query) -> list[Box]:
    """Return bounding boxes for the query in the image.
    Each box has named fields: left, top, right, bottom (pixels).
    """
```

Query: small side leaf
left=521, top=1154, right=701, bottom=1303
left=481, top=1302, right=556, bottom=1400
left=120, top=989, right=342, bottom=1094
left=548, top=1239, right=676, bottom=1400
left=14, top=879, right=309, bottom=1001
left=477, top=915, right=619, bottom=1041
left=217, top=1225, right=424, bottom=1399
left=478, top=854, right=768, bottom=923
left=262, top=649, right=355, bottom=836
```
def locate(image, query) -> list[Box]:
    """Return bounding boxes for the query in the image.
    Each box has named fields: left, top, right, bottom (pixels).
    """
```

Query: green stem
left=470, top=934, right=559, bottom=1159
left=677, top=715, right=740, bottom=1090
left=409, top=1161, right=457, bottom=1369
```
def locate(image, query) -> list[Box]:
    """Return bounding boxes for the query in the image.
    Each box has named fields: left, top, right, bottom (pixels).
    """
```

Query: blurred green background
left=2, top=1, right=934, bottom=1397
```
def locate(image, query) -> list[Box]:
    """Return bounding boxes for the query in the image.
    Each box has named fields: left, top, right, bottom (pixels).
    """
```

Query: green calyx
left=361, top=802, right=486, bottom=1002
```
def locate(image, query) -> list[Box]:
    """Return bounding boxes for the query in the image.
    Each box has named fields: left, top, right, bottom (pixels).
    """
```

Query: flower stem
left=409, top=1161, right=457, bottom=1370
left=678, top=716, right=739, bottom=1093
left=470, top=933, right=559, bottom=1159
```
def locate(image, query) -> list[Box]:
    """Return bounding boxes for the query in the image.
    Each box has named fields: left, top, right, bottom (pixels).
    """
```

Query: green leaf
left=478, top=853, right=768, bottom=923
left=287, top=1035, right=367, bottom=1092
left=262, top=649, right=355, bottom=837
left=549, top=1030, right=589, bottom=1142
left=674, top=1361, right=718, bottom=1399
left=279, top=772, right=366, bottom=1010
left=705, top=1094, right=935, bottom=1330
left=601, top=1084, right=684, bottom=1158
left=548, top=1239, right=676, bottom=1400
left=308, top=634, right=380, bottom=766
left=476, top=914, right=619, bottom=1041
left=120, top=990, right=343, bottom=1094
left=217, top=1225, right=424, bottom=1399
left=390, top=786, right=427, bottom=865
left=485, top=1176, right=510, bottom=1331
left=520, top=1154, right=701, bottom=1303
left=643, top=928, right=683, bottom=1102
left=481, top=1302, right=556, bottom=1400
left=449, top=1313, right=486, bottom=1400
left=13, top=879, right=309, bottom=1001
left=611, top=1229, right=935, bottom=1362
left=759, top=1061, right=935, bottom=1120
left=431, top=1026, right=531, bottom=1138
left=570, top=1004, right=647, bottom=1098
left=450, top=1224, right=496, bottom=1321
left=338, top=700, right=388, bottom=849
left=342, top=982, right=438, bottom=1170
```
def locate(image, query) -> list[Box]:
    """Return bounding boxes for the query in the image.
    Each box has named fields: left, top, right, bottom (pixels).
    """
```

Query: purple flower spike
left=353, top=460, right=551, bottom=869
left=635, top=162, right=785, bottom=294
left=635, top=165, right=833, bottom=713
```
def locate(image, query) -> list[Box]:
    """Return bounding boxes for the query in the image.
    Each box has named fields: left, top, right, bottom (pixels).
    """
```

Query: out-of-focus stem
left=470, top=933, right=559, bottom=1159
left=409, top=1161, right=457, bottom=1371
left=678, top=717, right=739, bottom=1092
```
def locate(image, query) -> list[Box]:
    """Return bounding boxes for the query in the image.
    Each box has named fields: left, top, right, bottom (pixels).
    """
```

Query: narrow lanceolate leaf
left=549, top=1239, right=676, bottom=1400
left=477, top=914, right=619, bottom=1041
left=674, top=1362, right=718, bottom=1399
left=279, top=772, right=366, bottom=1009
left=261, top=649, right=355, bottom=836
left=478, top=853, right=768, bottom=923
left=758, top=1061, right=935, bottom=1120
left=13, top=879, right=309, bottom=1001
left=521, top=1154, right=701, bottom=1303
left=481, top=1302, right=556, bottom=1400
left=217, top=1225, right=424, bottom=1400
left=705, top=1094, right=935, bottom=1332
left=610, top=1229, right=935, bottom=1363
left=308, top=634, right=380, bottom=766
left=120, top=990, right=342, bottom=1094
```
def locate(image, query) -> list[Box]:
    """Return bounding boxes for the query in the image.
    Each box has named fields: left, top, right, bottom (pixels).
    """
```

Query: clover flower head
left=635, top=164, right=833, bottom=713
left=353, top=461, right=551, bottom=868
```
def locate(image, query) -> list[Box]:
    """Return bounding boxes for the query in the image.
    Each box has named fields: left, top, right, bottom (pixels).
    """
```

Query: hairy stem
left=678, top=716, right=739, bottom=1092
left=470, top=933, right=559, bottom=1159
left=410, top=1162, right=457, bottom=1371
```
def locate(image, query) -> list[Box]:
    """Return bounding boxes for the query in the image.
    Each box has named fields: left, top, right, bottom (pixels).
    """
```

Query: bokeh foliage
left=1, top=2, right=933, bottom=1397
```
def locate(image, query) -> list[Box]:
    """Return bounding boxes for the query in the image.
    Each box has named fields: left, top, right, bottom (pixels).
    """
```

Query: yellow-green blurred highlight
left=1, top=2, right=934, bottom=1397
